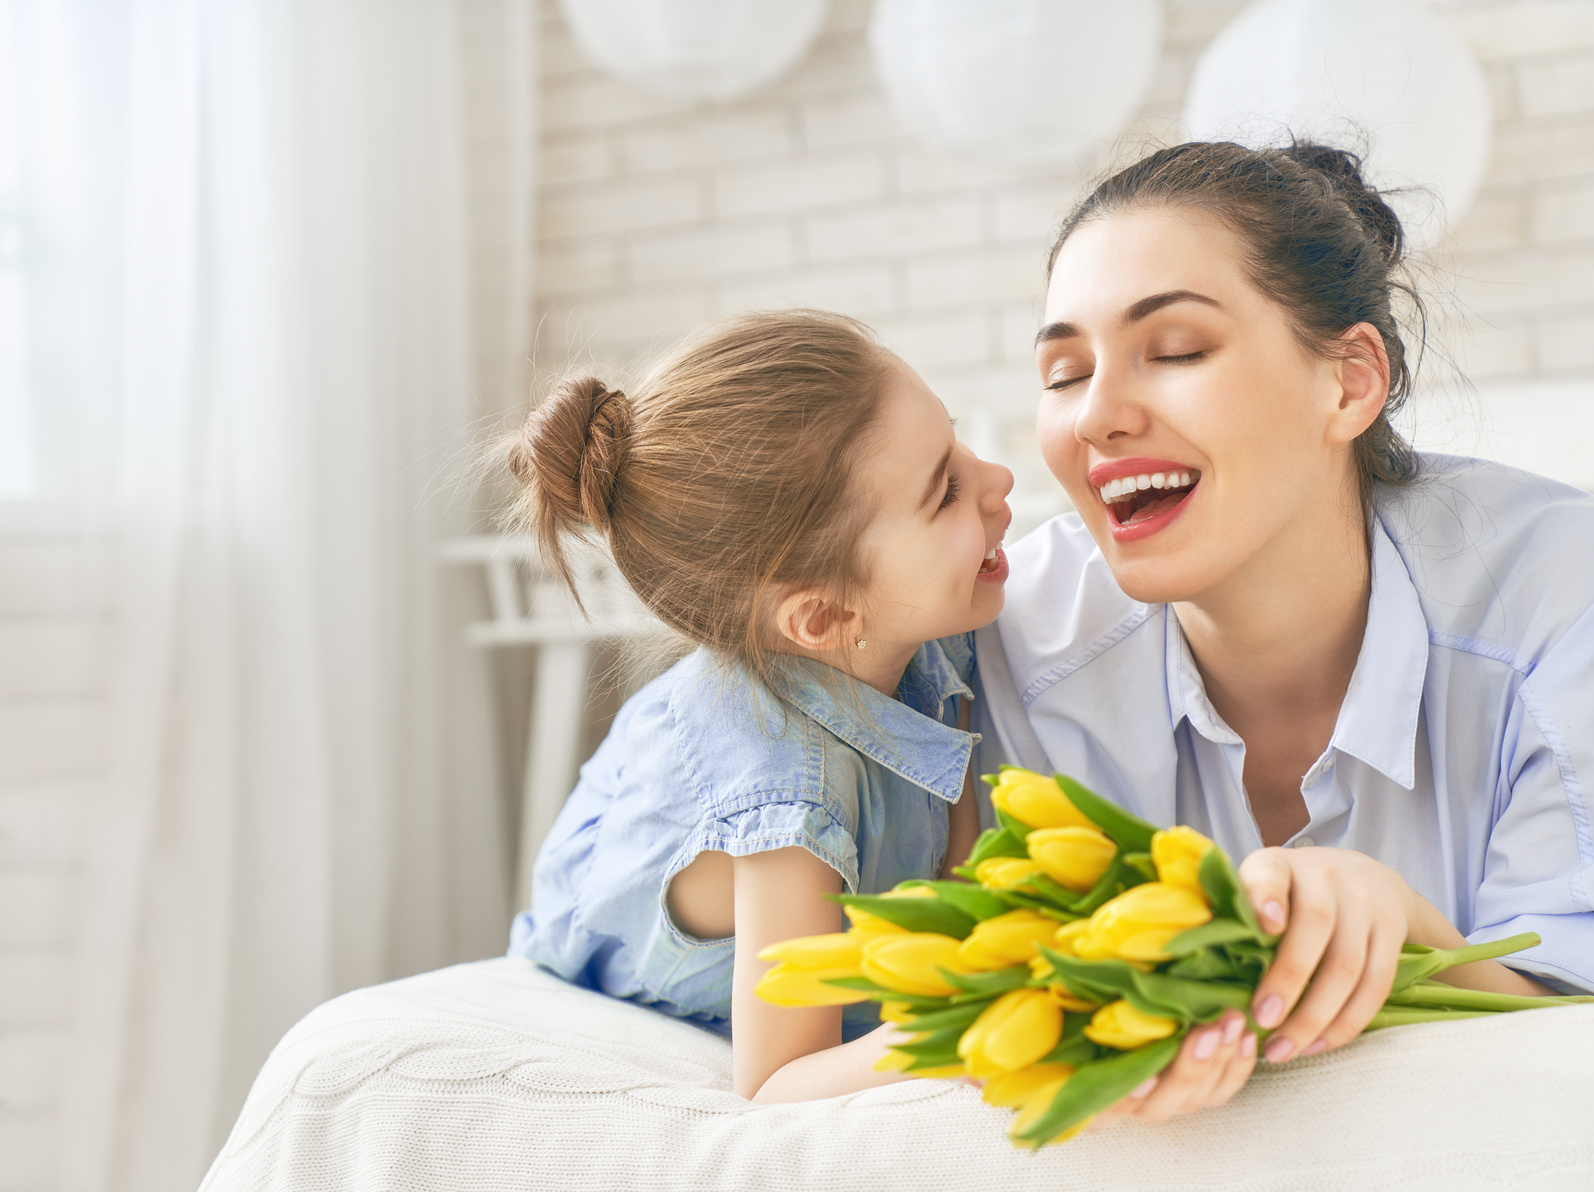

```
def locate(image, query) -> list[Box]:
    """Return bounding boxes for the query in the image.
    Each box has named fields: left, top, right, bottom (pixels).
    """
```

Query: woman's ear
left=773, top=589, right=858, bottom=653
left=1326, top=322, right=1390, bottom=446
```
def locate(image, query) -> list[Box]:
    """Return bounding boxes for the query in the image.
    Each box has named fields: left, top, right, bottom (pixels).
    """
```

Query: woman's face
left=1036, top=206, right=1364, bottom=605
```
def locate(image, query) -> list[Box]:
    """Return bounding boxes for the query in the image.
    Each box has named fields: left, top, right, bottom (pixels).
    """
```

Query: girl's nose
left=983, top=459, right=1015, bottom=509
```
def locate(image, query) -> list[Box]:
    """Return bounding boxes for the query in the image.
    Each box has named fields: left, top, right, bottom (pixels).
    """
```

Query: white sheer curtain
left=10, top=2, right=522, bottom=1188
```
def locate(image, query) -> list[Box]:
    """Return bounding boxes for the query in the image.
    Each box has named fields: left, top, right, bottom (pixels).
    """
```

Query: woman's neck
left=1173, top=491, right=1371, bottom=745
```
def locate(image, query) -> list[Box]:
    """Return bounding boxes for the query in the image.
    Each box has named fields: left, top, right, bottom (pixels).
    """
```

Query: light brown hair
left=507, top=310, right=896, bottom=684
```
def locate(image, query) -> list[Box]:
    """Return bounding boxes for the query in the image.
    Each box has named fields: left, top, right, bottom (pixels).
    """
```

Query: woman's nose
left=1072, top=367, right=1151, bottom=446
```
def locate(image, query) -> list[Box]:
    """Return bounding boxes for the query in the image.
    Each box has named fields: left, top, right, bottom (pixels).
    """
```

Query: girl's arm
left=731, top=846, right=913, bottom=1103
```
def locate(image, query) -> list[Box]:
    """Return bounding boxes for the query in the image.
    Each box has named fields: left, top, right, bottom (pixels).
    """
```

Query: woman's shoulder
left=1379, top=453, right=1594, bottom=664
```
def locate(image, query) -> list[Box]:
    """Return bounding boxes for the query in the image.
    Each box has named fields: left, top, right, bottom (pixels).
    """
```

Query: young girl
left=505, top=310, right=1014, bottom=1103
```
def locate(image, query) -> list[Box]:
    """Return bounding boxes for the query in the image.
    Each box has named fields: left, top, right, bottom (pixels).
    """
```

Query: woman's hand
left=1089, top=1008, right=1256, bottom=1127
left=1238, top=845, right=1415, bottom=1063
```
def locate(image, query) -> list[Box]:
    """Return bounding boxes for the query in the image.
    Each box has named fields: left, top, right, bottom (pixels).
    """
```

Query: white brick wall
left=0, top=517, right=108, bottom=1192
left=523, top=0, right=1594, bottom=517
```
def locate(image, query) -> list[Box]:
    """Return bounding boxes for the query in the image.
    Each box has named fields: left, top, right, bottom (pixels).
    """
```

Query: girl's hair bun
left=1283, top=141, right=1404, bottom=264
left=508, top=373, right=634, bottom=537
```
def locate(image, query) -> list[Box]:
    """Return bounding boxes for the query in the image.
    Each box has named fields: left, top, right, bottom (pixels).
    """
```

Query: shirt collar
left=771, top=639, right=976, bottom=803
left=1164, top=519, right=1429, bottom=788
left=1327, top=518, right=1430, bottom=789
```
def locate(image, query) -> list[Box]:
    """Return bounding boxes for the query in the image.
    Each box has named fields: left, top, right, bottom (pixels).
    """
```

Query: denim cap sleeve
left=670, top=660, right=862, bottom=891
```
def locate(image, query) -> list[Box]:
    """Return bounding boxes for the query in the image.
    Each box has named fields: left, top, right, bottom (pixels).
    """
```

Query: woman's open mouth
left=1090, top=464, right=1201, bottom=542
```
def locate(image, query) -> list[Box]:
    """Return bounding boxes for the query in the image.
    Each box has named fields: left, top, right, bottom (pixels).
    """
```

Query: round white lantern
left=868, top=0, right=1163, bottom=165
left=558, top=0, right=830, bottom=102
left=1182, top=0, right=1492, bottom=246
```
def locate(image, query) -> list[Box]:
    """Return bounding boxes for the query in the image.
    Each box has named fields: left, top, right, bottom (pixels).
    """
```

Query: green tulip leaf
left=891, top=1027, right=966, bottom=1057
left=1164, top=946, right=1243, bottom=981
left=898, top=1000, right=993, bottom=1033
left=1016, top=1036, right=1182, bottom=1148
left=1198, top=847, right=1264, bottom=936
left=995, top=805, right=1035, bottom=841
left=833, top=893, right=976, bottom=939
left=966, top=826, right=1030, bottom=867
left=898, top=879, right=1011, bottom=923
left=1036, top=1010, right=1101, bottom=1066
left=1054, top=775, right=1157, bottom=853
left=941, top=966, right=1032, bottom=999
left=1164, top=918, right=1266, bottom=957
left=1121, top=851, right=1158, bottom=883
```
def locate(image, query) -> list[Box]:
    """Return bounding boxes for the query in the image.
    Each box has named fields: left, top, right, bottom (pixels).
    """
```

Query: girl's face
left=1035, top=206, right=1364, bottom=605
left=854, top=357, right=1014, bottom=647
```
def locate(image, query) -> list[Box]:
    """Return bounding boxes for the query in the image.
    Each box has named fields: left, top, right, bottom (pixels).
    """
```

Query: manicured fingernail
left=1193, top=1029, right=1219, bottom=1060
left=1255, top=995, right=1284, bottom=1028
left=1222, top=1015, right=1244, bottom=1045
left=1264, top=1036, right=1295, bottom=1064
left=1241, top=1032, right=1258, bottom=1059
left=1263, top=900, right=1285, bottom=929
left=1302, top=1038, right=1328, bottom=1056
left=1130, top=1077, right=1157, bottom=1099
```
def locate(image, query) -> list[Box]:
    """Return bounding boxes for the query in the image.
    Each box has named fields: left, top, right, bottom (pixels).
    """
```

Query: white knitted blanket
left=200, top=956, right=1594, bottom=1192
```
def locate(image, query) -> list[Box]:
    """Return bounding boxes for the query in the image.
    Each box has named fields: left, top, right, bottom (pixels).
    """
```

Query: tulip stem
left=1365, top=1006, right=1496, bottom=1030
left=1385, top=981, right=1594, bottom=1014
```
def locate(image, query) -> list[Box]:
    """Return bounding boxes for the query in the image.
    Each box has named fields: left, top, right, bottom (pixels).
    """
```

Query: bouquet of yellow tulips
left=755, top=767, right=1590, bottom=1148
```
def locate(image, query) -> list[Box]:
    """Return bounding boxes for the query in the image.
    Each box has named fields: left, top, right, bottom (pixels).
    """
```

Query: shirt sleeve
left=1471, top=604, right=1594, bottom=993
left=691, top=794, right=860, bottom=894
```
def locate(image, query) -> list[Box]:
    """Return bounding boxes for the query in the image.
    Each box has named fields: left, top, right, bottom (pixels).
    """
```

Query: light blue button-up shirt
left=975, top=456, right=1594, bottom=993
left=512, top=635, right=977, bottom=1036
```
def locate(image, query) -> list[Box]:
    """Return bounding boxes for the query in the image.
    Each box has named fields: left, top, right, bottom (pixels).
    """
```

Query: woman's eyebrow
left=1034, top=290, right=1222, bottom=347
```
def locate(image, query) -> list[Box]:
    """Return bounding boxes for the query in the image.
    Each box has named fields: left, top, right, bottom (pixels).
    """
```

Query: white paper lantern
left=558, top=0, right=830, bottom=101
left=868, top=0, right=1163, bottom=165
left=1182, top=0, right=1492, bottom=246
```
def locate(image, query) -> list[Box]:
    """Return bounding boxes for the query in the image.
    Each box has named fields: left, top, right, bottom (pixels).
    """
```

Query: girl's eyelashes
left=937, top=474, right=961, bottom=510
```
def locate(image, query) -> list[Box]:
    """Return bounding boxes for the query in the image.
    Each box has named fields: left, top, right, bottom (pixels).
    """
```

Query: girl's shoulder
left=1378, top=454, right=1594, bottom=665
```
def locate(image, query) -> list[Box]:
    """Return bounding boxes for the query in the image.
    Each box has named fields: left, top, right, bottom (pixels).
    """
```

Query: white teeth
left=1095, top=469, right=1199, bottom=505
left=984, top=546, right=997, bottom=561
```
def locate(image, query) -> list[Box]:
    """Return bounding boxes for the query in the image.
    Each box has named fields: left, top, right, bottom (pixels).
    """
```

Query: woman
left=975, top=141, right=1592, bottom=1123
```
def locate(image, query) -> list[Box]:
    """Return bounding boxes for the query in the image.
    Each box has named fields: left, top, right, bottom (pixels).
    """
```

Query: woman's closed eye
left=1045, top=374, right=1091, bottom=392
left=1153, top=349, right=1209, bottom=364
left=937, top=474, right=961, bottom=510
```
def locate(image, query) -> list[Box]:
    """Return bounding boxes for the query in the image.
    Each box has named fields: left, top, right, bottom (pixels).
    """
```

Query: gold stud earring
left=855, top=639, right=867, bottom=649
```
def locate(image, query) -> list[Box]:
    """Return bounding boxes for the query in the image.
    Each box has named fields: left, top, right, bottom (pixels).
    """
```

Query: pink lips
left=1087, top=458, right=1201, bottom=545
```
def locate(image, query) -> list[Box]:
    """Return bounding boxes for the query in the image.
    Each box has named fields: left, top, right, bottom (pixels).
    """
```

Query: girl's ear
left=1325, top=322, right=1390, bottom=446
left=773, top=589, right=858, bottom=653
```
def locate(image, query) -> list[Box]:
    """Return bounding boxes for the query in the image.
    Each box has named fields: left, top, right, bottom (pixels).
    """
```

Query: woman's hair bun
left=508, top=373, right=633, bottom=537
left=1283, top=140, right=1405, bottom=264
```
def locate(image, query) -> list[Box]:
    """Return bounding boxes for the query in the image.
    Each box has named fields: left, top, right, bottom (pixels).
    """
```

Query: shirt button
left=1295, top=835, right=1316, bottom=848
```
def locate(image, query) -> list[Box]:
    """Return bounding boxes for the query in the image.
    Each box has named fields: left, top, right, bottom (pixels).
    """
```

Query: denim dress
left=510, top=634, right=977, bottom=1039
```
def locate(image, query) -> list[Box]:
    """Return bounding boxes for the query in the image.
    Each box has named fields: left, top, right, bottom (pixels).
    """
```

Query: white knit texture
left=201, top=957, right=1594, bottom=1192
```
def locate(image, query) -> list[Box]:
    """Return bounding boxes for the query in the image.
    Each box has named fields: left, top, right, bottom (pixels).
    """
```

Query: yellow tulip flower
left=958, top=988, right=1064, bottom=1078
left=755, top=932, right=863, bottom=969
left=1075, top=882, right=1213, bottom=963
left=860, top=932, right=972, bottom=997
left=956, top=909, right=1059, bottom=970
left=873, top=1049, right=964, bottom=1078
left=974, top=856, right=1044, bottom=890
left=989, top=768, right=1094, bottom=831
left=843, top=884, right=937, bottom=934
left=1083, top=998, right=1180, bottom=1050
left=1026, top=825, right=1118, bottom=893
left=981, top=1062, right=1074, bottom=1109
left=1151, top=825, right=1216, bottom=902
left=753, top=962, right=870, bottom=1006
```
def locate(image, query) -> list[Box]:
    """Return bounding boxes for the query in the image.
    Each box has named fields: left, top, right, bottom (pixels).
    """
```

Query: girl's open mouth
left=977, top=544, right=1007, bottom=579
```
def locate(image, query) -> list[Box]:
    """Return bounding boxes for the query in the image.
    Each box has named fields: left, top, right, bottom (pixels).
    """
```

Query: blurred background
left=1, top=1, right=1591, bottom=1189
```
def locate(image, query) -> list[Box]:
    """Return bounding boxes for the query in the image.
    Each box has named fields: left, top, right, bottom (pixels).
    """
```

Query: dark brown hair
left=1048, top=140, right=1423, bottom=515
left=507, top=310, right=895, bottom=683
